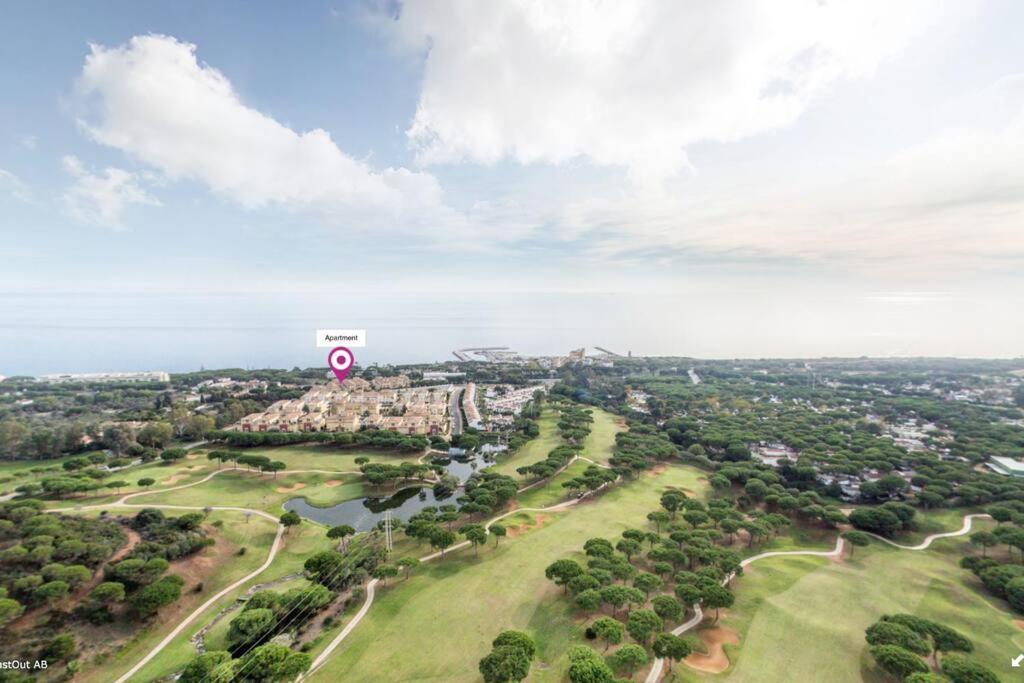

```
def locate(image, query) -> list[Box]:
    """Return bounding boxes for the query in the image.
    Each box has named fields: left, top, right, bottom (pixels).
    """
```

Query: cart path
left=644, top=513, right=991, bottom=683
left=112, top=523, right=286, bottom=683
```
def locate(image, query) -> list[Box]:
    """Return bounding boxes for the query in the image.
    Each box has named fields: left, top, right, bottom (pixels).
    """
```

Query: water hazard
left=282, top=448, right=504, bottom=531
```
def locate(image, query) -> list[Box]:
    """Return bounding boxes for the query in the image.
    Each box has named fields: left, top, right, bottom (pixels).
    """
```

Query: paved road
left=450, top=387, right=464, bottom=435
left=643, top=514, right=990, bottom=683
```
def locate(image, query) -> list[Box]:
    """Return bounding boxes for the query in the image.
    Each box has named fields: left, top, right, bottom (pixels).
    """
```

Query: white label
left=316, top=329, right=367, bottom=348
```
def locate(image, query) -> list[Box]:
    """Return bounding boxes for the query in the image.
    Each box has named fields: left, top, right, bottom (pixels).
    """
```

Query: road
left=643, top=514, right=991, bottom=683
left=450, top=387, right=464, bottom=435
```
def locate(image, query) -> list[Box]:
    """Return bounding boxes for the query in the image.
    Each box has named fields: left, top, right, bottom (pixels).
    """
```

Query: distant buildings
left=751, top=442, right=798, bottom=467
left=463, top=382, right=483, bottom=430
left=234, top=375, right=452, bottom=437
left=372, top=375, right=410, bottom=390
left=451, top=346, right=627, bottom=369
left=481, top=384, right=545, bottom=429
left=40, top=371, right=170, bottom=383
left=987, top=456, right=1024, bottom=478
left=423, top=371, right=466, bottom=381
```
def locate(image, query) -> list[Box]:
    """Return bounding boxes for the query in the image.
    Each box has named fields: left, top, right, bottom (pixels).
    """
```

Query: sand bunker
left=684, top=626, right=740, bottom=674
left=505, top=513, right=553, bottom=539
left=1015, top=619, right=1024, bottom=630
left=275, top=482, right=307, bottom=493
left=162, top=474, right=189, bottom=485
left=324, top=480, right=344, bottom=488
left=186, top=453, right=199, bottom=460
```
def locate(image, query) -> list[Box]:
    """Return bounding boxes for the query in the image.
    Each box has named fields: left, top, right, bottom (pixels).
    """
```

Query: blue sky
left=1, top=1, right=1023, bottom=364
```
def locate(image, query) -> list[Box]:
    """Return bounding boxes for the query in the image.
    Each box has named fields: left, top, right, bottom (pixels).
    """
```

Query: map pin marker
left=327, top=347, right=354, bottom=385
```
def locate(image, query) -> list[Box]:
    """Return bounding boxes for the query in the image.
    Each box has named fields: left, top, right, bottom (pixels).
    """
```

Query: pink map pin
left=327, top=347, right=354, bottom=384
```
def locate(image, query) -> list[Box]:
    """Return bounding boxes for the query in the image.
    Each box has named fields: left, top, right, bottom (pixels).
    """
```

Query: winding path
left=305, top=490, right=593, bottom=677
left=112, top=524, right=285, bottom=683
left=643, top=514, right=991, bottom=683
left=46, top=466, right=365, bottom=682
left=306, top=448, right=624, bottom=677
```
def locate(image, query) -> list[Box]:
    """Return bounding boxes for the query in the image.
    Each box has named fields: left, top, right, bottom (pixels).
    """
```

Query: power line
left=206, top=532, right=380, bottom=683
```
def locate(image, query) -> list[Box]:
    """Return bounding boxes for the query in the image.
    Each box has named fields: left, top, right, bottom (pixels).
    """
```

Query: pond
left=282, top=449, right=495, bottom=531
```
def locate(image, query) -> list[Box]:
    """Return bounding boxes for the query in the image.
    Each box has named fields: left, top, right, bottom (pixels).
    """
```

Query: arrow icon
left=1012, top=654, right=1024, bottom=667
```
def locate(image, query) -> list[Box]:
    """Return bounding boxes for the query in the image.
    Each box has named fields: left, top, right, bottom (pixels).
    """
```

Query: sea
left=0, top=289, right=1018, bottom=375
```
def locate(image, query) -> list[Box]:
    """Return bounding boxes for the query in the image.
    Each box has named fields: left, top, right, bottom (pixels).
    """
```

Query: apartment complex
left=234, top=375, right=452, bottom=436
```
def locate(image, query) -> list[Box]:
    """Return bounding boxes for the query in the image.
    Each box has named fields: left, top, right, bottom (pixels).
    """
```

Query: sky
left=1, top=0, right=1022, bottom=370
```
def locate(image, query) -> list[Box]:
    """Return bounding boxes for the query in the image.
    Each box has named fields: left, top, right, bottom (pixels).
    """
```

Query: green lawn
left=678, top=521, right=1020, bottom=682
left=135, top=469, right=366, bottom=515
left=488, top=408, right=563, bottom=477
left=516, top=460, right=593, bottom=509
left=194, top=444, right=422, bottom=473
left=309, top=464, right=710, bottom=683
left=581, top=409, right=625, bottom=465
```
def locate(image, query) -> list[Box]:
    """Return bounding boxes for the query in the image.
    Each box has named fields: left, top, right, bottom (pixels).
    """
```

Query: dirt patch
left=1014, top=619, right=1024, bottom=630
left=324, top=479, right=344, bottom=488
left=648, top=464, right=668, bottom=476
left=685, top=626, right=740, bottom=674
left=504, top=513, right=553, bottom=539
left=276, top=482, right=307, bottom=493
left=186, top=453, right=200, bottom=460
left=10, top=526, right=144, bottom=632
left=162, top=473, right=190, bottom=485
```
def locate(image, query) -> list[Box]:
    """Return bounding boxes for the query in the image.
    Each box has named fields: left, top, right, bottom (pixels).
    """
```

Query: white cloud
left=72, top=35, right=455, bottom=229
left=388, top=0, right=947, bottom=183
left=559, top=88, right=1024, bottom=269
left=20, top=135, right=37, bottom=150
left=0, top=167, right=32, bottom=203
left=61, top=155, right=160, bottom=228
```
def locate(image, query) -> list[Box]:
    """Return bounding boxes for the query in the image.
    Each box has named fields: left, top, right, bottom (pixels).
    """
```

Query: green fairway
left=679, top=522, right=1021, bottom=682
left=196, top=444, right=422, bottom=473
left=515, top=460, right=592, bottom=509
left=581, top=409, right=625, bottom=465
left=309, top=464, right=709, bottom=683
left=489, top=408, right=563, bottom=476
left=135, top=469, right=366, bottom=514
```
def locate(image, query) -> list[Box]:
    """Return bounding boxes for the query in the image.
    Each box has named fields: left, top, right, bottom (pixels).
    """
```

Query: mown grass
left=488, top=408, right=563, bottom=477
left=108, top=514, right=335, bottom=682
left=195, top=444, right=421, bottom=473
left=309, top=464, right=710, bottom=683
left=76, top=510, right=279, bottom=682
left=581, top=409, right=626, bottom=465
left=677, top=520, right=1020, bottom=682
left=134, top=470, right=366, bottom=515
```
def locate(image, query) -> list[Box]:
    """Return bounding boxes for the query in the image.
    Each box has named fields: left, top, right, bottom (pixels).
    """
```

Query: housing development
left=2, top=355, right=1024, bottom=683
left=3, top=3, right=1023, bottom=683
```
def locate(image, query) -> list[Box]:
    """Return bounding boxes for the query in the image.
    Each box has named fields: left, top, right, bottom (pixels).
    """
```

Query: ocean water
left=0, top=289, right=1019, bottom=375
